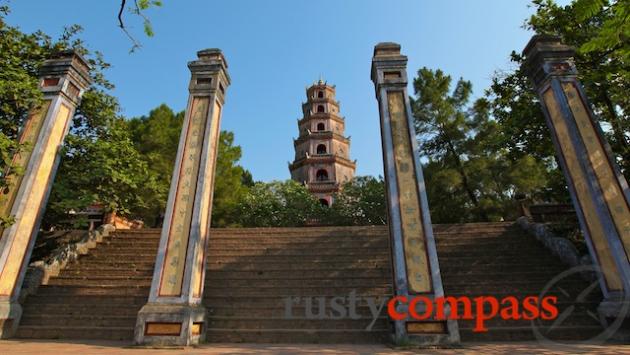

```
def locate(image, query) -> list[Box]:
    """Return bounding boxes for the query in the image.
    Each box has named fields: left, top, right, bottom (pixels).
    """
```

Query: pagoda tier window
left=317, top=105, right=325, bottom=113
left=316, top=169, right=328, bottom=181
left=316, top=144, right=327, bottom=154
left=317, top=123, right=325, bottom=131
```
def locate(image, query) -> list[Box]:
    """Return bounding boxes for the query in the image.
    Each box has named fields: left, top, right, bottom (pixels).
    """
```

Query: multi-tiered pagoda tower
left=289, top=79, right=356, bottom=206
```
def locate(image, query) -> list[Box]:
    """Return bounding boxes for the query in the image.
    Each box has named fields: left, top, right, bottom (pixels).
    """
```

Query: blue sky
left=6, top=0, right=571, bottom=182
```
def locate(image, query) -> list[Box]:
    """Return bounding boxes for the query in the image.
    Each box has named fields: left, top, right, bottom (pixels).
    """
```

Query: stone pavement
left=1, top=341, right=630, bottom=354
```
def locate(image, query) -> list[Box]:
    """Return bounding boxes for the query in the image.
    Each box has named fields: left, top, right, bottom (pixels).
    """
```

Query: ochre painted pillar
left=371, top=42, right=459, bottom=345
left=523, top=35, right=630, bottom=319
left=0, top=50, right=91, bottom=337
left=134, top=49, right=230, bottom=346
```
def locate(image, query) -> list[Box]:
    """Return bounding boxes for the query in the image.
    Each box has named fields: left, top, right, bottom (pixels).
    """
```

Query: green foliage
left=0, top=7, right=63, bottom=213
left=525, top=0, right=630, bottom=175
left=119, top=0, right=163, bottom=52
left=43, top=90, right=161, bottom=228
left=0, top=7, right=118, bottom=227
left=573, top=0, right=630, bottom=58
left=212, top=131, right=250, bottom=227
left=328, top=176, right=387, bottom=225
left=479, top=0, right=630, bottom=217
left=127, top=104, right=182, bottom=225
left=230, top=177, right=387, bottom=227
left=411, top=68, right=550, bottom=223
left=127, top=104, right=251, bottom=227
left=235, top=180, right=325, bottom=227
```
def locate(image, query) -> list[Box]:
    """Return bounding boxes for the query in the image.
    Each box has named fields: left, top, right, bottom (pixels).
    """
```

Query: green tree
left=127, top=104, right=183, bottom=225
left=329, top=176, right=387, bottom=225
left=235, top=180, right=324, bottom=227
left=572, top=0, right=630, bottom=59
left=212, top=131, right=250, bottom=227
left=411, top=68, right=490, bottom=221
left=0, top=5, right=142, bottom=228
left=484, top=0, right=630, bottom=206
left=0, top=6, right=74, bottom=225
left=43, top=90, right=161, bottom=228
left=411, top=68, right=549, bottom=222
left=128, top=104, right=251, bottom=227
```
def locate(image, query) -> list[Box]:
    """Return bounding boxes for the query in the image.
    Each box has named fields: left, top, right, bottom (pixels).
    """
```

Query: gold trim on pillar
left=543, top=88, right=622, bottom=291
left=407, top=322, right=447, bottom=334
left=0, top=100, right=51, bottom=234
left=0, top=103, right=72, bottom=296
left=562, top=82, right=630, bottom=259
left=145, top=322, right=182, bottom=336
left=387, top=91, right=432, bottom=293
left=159, top=97, right=209, bottom=296
left=192, top=101, right=222, bottom=298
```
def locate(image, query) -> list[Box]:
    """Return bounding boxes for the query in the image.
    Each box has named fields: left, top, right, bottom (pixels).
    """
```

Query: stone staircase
left=15, top=222, right=604, bottom=343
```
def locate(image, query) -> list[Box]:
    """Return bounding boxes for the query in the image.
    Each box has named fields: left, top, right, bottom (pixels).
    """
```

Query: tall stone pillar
left=134, top=49, right=230, bottom=346
left=523, top=35, right=630, bottom=319
left=0, top=50, right=91, bottom=337
left=371, top=42, right=459, bottom=345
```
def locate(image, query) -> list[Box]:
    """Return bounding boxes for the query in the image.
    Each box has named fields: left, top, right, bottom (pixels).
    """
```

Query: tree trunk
left=445, top=140, right=489, bottom=221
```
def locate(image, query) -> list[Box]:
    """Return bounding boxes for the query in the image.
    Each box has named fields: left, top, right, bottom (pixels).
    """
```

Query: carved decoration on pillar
left=371, top=42, right=459, bottom=345
left=0, top=50, right=91, bottom=338
left=134, top=48, right=230, bottom=346
left=523, top=35, right=630, bottom=322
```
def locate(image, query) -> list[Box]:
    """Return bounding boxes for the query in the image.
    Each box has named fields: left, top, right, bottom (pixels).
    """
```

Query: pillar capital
left=188, top=48, right=230, bottom=102
left=38, top=50, right=91, bottom=105
left=371, top=42, right=408, bottom=92
left=523, top=35, right=577, bottom=89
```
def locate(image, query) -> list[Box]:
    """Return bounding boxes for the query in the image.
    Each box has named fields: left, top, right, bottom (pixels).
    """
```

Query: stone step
left=206, top=269, right=582, bottom=285
left=64, top=261, right=157, bottom=269
left=205, top=244, right=545, bottom=255
left=204, top=296, right=391, bottom=308
left=205, top=255, right=391, bottom=263
left=208, top=306, right=386, bottom=318
left=47, top=276, right=392, bottom=288
left=208, top=269, right=389, bottom=279
left=203, top=236, right=531, bottom=248
left=80, top=254, right=157, bottom=262
left=60, top=269, right=154, bottom=277
left=207, top=317, right=389, bottom=330
left=15, top=326, right=134, bottom=340
left=22, top=303, right=142, bottom=316
left=35, top=285, right=150, bottom=296
left=204, top=328, right=390, bottom=343
left=18, top=222, right=604, bottom=344
left=203, top=286, right=393, bottom=297
left=206, top=261, right=391, bottom=271
left=440, top=263, right=566, bottom=274
left=24, top=294, right=147, bottom=305
left=20, top=314, right=136, bottom=328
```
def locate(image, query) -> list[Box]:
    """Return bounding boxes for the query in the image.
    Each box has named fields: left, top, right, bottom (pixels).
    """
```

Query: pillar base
left=393, top=319, right=460, bottom=347
left=134, top=303, right=206, bottom=346
left=0, top=300, right=22, bottom=339
left=597, top=293, right=630, bottom=341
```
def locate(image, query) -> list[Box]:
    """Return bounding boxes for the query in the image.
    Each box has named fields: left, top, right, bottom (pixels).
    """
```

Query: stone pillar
left=0, top=50, right=90, bottom=337
left=134, top=49, right=230, bottom=346
left=523, top=35, right=630, bottom=319
left=371, top=43, right=459, bottom=345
